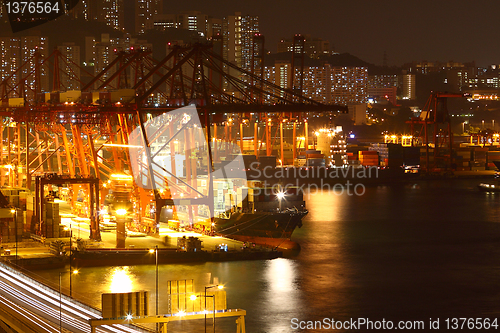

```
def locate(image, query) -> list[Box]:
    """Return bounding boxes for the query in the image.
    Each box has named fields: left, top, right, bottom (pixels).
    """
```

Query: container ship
left=161, top=179, right=308, bottom=250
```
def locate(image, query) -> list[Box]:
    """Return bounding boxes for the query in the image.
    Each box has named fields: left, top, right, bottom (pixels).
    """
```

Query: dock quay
left=71, top=247, right=282, bottom=267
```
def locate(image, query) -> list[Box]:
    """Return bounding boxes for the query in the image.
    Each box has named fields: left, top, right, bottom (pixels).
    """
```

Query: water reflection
left=25, top=179, right=500, bottom=333
left=108, top=267, right=134, bottom=293
left=265, top=258, right=297, bottom=298
left=263, top=258, right=301, bottom=332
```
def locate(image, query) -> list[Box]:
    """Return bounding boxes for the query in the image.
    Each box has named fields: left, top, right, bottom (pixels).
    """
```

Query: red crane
left=408, top=91, right=468, bottom=171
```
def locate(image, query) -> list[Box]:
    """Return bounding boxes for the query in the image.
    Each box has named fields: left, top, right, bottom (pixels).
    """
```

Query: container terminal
left=0, top=36, right=499, bottom=333
left=0, top=44, right=498, bottom=268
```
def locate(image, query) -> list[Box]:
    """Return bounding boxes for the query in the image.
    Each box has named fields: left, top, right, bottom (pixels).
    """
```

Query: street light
left=59, top=272, right=62, bottom=332
left=70, top=269, right=78, bottom=297
left=203, top=285, right=223, bottom=333
left=190, top=293, right=215, bottom=333
left=276, top=191, right=285, bottom=212
left=115, top=209, right=127, bottom=248
left=68, top=219, right=78, bottom=297
left=149, top=246, right=159, bottom=332
left=10, top=208, right=17, bottom=266
left=59, top=269, right=79, bottom=332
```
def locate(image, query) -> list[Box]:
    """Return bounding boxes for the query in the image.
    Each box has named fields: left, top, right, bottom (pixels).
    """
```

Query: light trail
left=0, top=264, right=148, bottom=333
left=0, top=293, right=59, bottom=332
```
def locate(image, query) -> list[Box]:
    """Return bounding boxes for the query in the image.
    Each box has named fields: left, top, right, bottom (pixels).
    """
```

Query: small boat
left=478, top=161, right=500, bottom=192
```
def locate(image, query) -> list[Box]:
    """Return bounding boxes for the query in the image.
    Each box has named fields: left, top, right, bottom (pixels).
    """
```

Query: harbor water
left=31, top=179, right=500, bottom=332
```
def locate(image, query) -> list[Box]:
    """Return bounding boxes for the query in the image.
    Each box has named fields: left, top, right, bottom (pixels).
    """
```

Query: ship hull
left=224, top=235, right=301, bottom=250
left=214, top=211, right=306, bottom=240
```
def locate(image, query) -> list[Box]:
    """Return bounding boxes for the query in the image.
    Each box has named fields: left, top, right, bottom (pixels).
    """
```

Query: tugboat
left=478, top=161, right=500, bottom=192
left=477, top=181, right=500, bottom=192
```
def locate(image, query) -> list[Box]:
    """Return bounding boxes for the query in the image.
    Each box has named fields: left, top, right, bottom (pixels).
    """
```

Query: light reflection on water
left=108, top=267, right=135, bottom=293
left=262, top=258, right=301, bottom=333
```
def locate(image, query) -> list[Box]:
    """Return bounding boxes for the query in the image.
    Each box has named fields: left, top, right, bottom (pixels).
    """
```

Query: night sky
left=155, top=0, right=500, bottom=67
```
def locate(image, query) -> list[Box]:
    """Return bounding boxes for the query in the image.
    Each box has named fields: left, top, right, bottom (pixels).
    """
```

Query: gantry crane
left=0, top=42, right=347, bottom=240
left=408, top=91, right=468, bottom=171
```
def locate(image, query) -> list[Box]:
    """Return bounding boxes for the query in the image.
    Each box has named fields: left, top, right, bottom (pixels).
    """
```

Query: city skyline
left=148, top=0, right=500, bottom=67
left=3, top=1, right=500, bottom=67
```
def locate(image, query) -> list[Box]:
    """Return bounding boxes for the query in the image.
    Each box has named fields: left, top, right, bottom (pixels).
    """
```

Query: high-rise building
left=348, top=104, right=367, bottom=125
left=273, top=61, right=291, bottom=99
left=84, top=36, right=96, bottom=64
left=0, top=36, right=49, bottom=98
left=76, top=0, right=124, bottom=30
left=404, top=60, right=475, bottom=75
left=367, top=74, right=399, bottom=104
left=136, top=0, right=163, bottom=34
left=277, top=35, right=330, bottom=59
left=300, top=66, right=329, bottom=102
left=94, top=42, right=117, bottom=89
left=329, top=66, right=368, bottom=105
left=223, top=12, right=259, bottom=70
left=149, top=12, right=222, bottom=39
left=177, top=11, right=208, bottom=37
left=207, top=17, right=223, bottom=39
left=0, top=37, right=21, bottom=98
left=57, top=43, right=81, bottom=90
left=21, top=36, right=49, bottom=96
left=264, top=58, right=368, bottom=105
left=368, top=74, right=398, bottom=89
left=103, top=0, right=124, bottom=31
left=149, top=14, right=179, bottom=30
left=400, top=73, right=416, bottom=100
left=91, top=34, right=118, bottom=89
left=87, top=33, right=152, bottom=89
